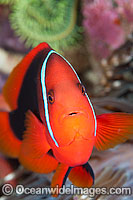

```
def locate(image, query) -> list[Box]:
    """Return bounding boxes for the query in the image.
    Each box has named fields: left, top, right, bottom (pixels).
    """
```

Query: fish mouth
left=68, top=112, right=79, bottom=116
left=59, top=105, right=89, bottom=121
left=59, top=110, right=85, bottom=123
left=64, top=110, right=87, bottom=118
left=57, top=109, right=90, bottom=146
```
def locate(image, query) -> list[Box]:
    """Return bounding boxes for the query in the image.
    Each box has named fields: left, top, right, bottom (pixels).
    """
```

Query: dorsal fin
left=3, top=43, right=51, bottom=110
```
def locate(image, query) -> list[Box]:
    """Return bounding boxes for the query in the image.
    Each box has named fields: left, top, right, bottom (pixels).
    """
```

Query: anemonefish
left=0, top=42, right=133, bottom=196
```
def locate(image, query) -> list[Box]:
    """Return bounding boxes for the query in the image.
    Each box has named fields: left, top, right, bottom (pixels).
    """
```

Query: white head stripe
left=41, top=50, right=97, bottom=147
left=41, top=50, right=59, bottom=147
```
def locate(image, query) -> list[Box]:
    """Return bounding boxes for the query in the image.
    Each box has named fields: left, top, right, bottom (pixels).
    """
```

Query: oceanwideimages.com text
left=2, top=184, right=132, bottom=197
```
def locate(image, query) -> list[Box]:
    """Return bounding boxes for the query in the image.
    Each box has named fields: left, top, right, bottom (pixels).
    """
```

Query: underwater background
left=0, top=0, right=133, bottom=199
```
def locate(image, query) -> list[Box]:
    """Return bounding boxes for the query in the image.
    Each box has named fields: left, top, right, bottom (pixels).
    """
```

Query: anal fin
left=69, top=162, right=94, bottom=188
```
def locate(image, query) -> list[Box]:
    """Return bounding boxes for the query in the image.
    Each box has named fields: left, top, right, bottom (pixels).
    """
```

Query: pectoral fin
left=19, top=110, right=58, bottom=173
left=23, top=110, right=50, bottom=158
left=95, top=113, right=133, bottom=151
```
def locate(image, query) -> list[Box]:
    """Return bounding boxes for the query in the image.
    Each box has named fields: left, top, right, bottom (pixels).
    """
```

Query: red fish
left=0, top=42, right=133, bottom=195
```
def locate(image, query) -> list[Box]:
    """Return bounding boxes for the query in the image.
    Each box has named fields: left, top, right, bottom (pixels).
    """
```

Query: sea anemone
left=0, top=0, right=81, bottom=51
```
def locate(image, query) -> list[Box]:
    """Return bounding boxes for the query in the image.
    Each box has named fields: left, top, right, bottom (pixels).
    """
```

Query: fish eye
left=77, top=83, right=86, bottom=96
left=48, top=90, right=54, bottom=104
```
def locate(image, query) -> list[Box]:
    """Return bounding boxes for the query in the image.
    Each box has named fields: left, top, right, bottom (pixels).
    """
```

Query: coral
left=0, top=0, right=81, bottom=51
left=83, top=0, right=125, bottom=59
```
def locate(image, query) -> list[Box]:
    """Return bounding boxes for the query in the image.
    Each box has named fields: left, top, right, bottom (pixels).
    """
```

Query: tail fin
left=0, top=111, right=21, bottom=158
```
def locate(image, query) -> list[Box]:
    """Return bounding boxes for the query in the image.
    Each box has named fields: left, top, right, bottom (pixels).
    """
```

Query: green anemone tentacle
left=0, top=0, right=81, bottom=51
left=0, top=0, right=15, bottom=4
